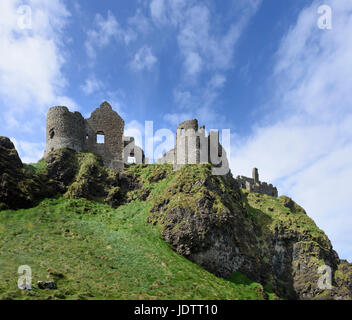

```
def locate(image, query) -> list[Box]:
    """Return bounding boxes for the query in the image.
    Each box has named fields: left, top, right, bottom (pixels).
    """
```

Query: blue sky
left=1, top=0, right=352, bottom=261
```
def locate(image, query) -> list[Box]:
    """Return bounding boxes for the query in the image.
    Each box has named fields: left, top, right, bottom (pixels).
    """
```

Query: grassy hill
left=0, top=196, right=272, bottom=300
left=1, top=139, right=350, bottom=300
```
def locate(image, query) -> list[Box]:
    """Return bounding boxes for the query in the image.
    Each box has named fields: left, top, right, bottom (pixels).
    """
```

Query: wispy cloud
left=81, top=75, right=104, bottom=95
left=154, top=0, right=262, bottom=128
left=85, top=10, right=136, bottom=60
left=150, top=0, right=261, bottom=78
left=128, top=8, right=152, bottom=35
left=0, top=0, right=74, bottom=133
left=11, top=138, right=45, bottom=164
left=230, top=0, right=352, bottom=260
left=130, top=46, right=158, bottom=71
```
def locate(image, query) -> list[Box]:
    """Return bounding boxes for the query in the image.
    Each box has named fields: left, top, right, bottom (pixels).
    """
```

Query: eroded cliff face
left=0, top=137, right=57, bottom=209
left=0, top=137, right=351, bottom=300
left=0, top=137, right=26, bottom=209
left=147, top=164, right=351, bottom=300
left=0, top=138, right=139, bottom=210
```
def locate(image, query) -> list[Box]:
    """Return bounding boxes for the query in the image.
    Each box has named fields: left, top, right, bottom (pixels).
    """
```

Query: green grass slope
left=0, top=196, right=270, bottom=300
left=242, top=189, right=329, bottom=243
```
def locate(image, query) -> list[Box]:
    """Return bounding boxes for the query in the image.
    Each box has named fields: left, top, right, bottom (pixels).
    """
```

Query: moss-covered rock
left=0, top=137, right=56, bottom=209
left=148, top=164, right=260, bottom=279
left=55, top=152, right=140, bottom=207
left=0, top=143, right=140, bottom=210
left=147, top=163, right=350, bottom=300
left=45, top=148, right=78, bottom=192
left=1, top=137, right=351, bottom=300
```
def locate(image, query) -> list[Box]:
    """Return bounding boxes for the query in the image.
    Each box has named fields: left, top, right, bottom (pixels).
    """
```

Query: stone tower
left=44, top=106, right=86, bottom=157
left=252, top=168, right=259, bottom=184
left=174, top=119, right=209, bottom=170
left=85, top=102, right=125, bottom=171
left=44, top=101, right=140, bottom=171
left=158, top=119, right=229, bottom=174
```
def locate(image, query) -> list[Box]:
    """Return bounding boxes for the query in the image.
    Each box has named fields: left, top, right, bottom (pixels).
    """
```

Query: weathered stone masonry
left=158, top=119, right=277, bottom=196
left=45, top=102, right=278, bottom=196
left=236, top=168, right=278, bottom=197
left=158, top=119, right=229, bottom=175
left=44, top=101, right=144, bottom=171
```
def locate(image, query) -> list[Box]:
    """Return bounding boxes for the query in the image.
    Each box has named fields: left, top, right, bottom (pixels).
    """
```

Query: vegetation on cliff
left=0, top=137, right=351, bottom=300
left=0, top=198, right=270, bottom=300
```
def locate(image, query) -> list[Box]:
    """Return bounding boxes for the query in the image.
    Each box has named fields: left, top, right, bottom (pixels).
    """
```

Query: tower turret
left=44, top=106, right=85, bottom=157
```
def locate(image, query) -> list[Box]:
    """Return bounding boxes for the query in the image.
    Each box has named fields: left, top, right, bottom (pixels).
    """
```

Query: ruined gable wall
left=85, top=102, right=124, bottom=171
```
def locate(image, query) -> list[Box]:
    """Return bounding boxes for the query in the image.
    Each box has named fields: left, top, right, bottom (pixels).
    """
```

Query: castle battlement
left=45, top=105, right=279, bottom=195
left=158, top=119, right=229, bottom=174
left=236, top=168, right=278, bottom=197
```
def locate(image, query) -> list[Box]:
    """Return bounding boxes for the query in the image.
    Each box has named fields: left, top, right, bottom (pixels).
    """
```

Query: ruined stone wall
left=174, top=120, right=197, bottom=170
left=236, top=169, right=278, bottom=197
left=85, top=102, right=124, bottom=171
left=174, top=120, right=212, bottom=170
left=157, top=119, right=229, bottom=174
left=123, top=136, right=146, bottom=164
left=44, top=106, right=85, bottom=158
left=44, top=102, right=134, bottom=171
left=157, top=148, right=175, bottom=164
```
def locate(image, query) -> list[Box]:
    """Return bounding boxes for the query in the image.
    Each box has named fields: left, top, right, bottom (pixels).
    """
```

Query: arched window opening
left=49, top=129, right=55, bottom=139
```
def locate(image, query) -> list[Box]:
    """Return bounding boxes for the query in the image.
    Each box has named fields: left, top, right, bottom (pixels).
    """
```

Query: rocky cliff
left=0, top=136, right=351, bottom=300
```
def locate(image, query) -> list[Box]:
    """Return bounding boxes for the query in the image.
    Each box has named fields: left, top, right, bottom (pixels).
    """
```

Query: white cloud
left=153, top=1, right=261, bottom=129
left=163, top=112, right=194, bottom=127
left=150, top=0, right=261, bottom=78
left=85, top=11, right=137, bottom=60
left=81, top=75, right=104, bottom=95
left=150, top=0, right=168, bottom=25
left=128, top=8, right=152, bottom=35
left=167, top=73, right=227, bottom=128
left=184, top=51, right=202, bottom=76
left=209, top=74, right=226, bottom=89
left=230, top=0, right=352, bottom=261
left=130, top=46, right=158, bottom=71
left=11, top=138, right=45, bottom=164
left=124, top=120, right=145, bottom=148
left=0, top=0, right=74, bottom=134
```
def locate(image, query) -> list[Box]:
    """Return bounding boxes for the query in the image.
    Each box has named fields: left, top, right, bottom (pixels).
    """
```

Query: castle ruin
left=236, top=168, right=278, bottom=197
left=44, top=101, right=145, bottom=171
left=157, top=119, right=229, bottom=174
left=44, top=102, right=278, bottom=196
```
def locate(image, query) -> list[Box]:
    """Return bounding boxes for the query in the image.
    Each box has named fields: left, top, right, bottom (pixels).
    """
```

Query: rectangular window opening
left=97, top=134, right=105, bottom=144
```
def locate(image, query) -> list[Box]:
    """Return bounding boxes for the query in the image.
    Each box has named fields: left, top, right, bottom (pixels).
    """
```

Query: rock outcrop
left=148, top=164, right=351, bottom=300
left=0, top=137, right=28, bottom=209
left=0, top=137, right=351, bottom=300
left=0, top=139, right=139, bottom=209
